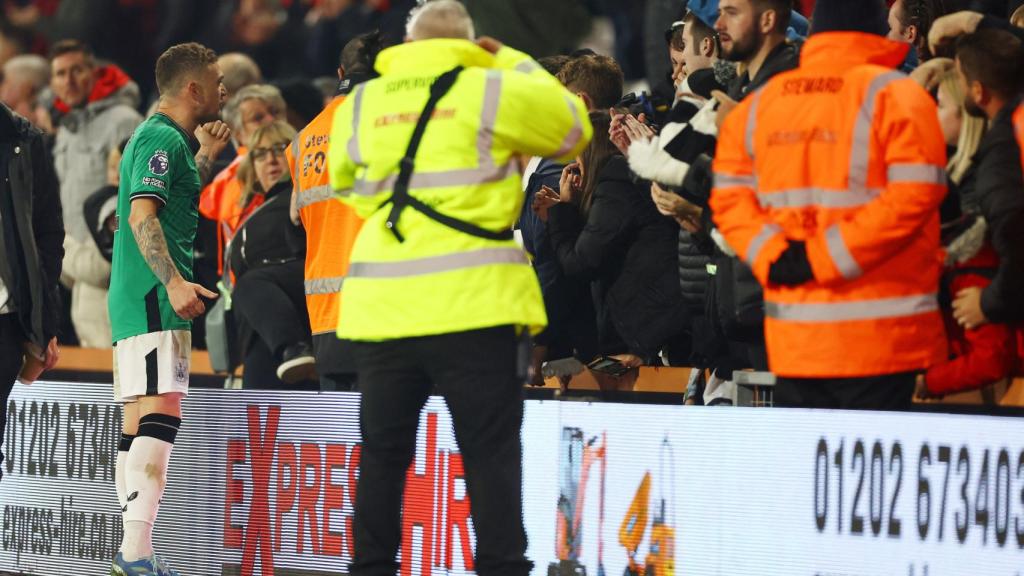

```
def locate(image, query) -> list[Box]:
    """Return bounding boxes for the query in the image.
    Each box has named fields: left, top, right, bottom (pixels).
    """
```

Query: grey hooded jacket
left=53, top=71, right=142, bottom=242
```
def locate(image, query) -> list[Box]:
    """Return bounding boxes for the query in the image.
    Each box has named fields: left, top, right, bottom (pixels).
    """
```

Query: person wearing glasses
left=228, top=119, right=318, bottom=388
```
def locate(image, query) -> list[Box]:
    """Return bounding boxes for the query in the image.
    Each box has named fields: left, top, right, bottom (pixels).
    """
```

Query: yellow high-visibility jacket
left=328, top=39, right=592, bottom=341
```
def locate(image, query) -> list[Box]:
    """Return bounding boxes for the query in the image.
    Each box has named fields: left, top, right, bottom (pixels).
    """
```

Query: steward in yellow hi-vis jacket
left=326, top=3, right=591, bottom=576
left=328, top=37, right=589, bottom=342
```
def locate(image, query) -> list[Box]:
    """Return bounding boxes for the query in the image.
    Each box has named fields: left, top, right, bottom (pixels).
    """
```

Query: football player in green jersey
left=108, top=42, right=230, bottom=576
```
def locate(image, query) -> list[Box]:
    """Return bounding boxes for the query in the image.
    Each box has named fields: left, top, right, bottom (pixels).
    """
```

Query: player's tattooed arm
left=131, top=212, right=180, bottom=286
left=195, top=152, right=214, bottom=183
left=194, top=121, right=231, bottom=184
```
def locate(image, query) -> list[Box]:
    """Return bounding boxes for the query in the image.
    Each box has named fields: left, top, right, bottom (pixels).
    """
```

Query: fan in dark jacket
left=228, top=122, right=316, bottom=390
left=627, top=65, right=732, bottom=377
left=948, top=33, right=1024, bottom=331
left=0, top=103, right=65, bottom=480
left=534, top=111, right=689, bottom=368
left=519, top=157, right=599, bottom=383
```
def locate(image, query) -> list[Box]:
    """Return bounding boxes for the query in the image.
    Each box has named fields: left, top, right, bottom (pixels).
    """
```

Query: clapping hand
left=610, top=109, right=649, bottom=156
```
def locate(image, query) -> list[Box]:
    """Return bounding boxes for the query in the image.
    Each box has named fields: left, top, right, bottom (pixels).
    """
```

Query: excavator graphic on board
left=549, top=428, right=607, bottom=576
left=548, top=430, right=676, bottom=576
left=619, top=437, right=676, bottom=576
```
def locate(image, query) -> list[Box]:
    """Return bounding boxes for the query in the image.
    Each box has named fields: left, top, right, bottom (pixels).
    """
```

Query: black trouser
left=242, top=337, right=318, bottom=390
left=349, top=325, right=532, bottom=576
left=775, top=372, right=916, bottom=410
left=313, top=333, right=357, bottom=391
left=0, top=314, right=26, bottom=480
left=232, top=260, right=311, bottom=359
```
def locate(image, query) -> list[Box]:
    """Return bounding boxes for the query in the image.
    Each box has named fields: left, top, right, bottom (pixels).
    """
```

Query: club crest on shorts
left=149, top=150, right=170, bottom=175
left=174, top=359, right=188, bottom=383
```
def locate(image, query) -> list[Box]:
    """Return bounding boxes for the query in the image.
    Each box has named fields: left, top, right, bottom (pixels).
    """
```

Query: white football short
left=113, top=330, right=191, bottom=402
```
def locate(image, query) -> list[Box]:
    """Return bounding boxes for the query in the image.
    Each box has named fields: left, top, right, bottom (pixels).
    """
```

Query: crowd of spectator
left=2, top=0, right=1023, bottom=408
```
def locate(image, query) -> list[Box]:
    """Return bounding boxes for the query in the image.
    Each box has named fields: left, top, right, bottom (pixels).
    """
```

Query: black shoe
left=277, top=342, right=318, bottom=384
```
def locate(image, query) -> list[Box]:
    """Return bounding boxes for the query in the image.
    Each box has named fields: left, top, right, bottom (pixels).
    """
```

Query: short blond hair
left=156, top=42, right=218, bottom=96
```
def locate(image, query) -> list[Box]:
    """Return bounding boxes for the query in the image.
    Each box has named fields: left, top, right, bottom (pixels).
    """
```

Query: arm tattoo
left=195, top=153, right=213, bottom=183
left=132, top=213, right=179, bottom=286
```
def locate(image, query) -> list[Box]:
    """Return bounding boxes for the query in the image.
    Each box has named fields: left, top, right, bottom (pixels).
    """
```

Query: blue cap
left=686, top=0, right=719, bottom=30
left=787, top=11, right=809, bottom=41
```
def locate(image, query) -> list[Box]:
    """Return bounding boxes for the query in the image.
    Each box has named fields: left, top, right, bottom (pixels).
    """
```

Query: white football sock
left=120, top=414, right=178, bottom=561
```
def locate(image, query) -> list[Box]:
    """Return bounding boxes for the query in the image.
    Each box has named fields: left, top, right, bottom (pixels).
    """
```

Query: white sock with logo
left=116, top=433, right=135, bottom=552
left=120, top=414, right=179, bottom=562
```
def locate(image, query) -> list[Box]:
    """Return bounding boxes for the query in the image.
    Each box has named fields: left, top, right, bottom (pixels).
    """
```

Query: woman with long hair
left=534, top=111, right=688, bottom=386
left=917, top=69, right=1015, bottom=399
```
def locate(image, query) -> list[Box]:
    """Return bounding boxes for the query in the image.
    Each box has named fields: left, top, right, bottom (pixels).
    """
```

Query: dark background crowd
left=3, top=0, right=1024, bottom=405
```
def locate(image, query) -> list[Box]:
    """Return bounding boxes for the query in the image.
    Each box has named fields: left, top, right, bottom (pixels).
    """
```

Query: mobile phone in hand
left=586, top=356, right=632, bottom=377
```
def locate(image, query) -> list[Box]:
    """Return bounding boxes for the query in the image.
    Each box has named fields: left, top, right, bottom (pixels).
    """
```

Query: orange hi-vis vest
left=1015, top=104, right=1024, bottom=180
left=286, top=95, right=363, bottom=335
left=199, top=147, right=265, bottom=274
left=711, top=32, right=947, bottom=378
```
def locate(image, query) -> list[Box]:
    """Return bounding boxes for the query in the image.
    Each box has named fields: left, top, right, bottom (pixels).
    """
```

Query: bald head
left=406, top=0, right=475, bottom=42
left=217, top=52, right=262, bottom=98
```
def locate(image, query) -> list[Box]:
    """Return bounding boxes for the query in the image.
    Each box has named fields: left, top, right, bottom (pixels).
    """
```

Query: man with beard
left=108, top=42, right=231, bottom=575
left=714, top=0, right=799, bottom=107
left=948, top=30, right=1024, bottom=330
left=669, top=0, right=798, bottom=381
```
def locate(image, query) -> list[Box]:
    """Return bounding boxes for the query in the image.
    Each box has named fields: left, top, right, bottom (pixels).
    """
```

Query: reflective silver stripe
left=478, top=71, right=502, bottom=168
left=825, top=224, right=862, bottom=280
left=290, top=138, right=300, bottom=194
left=758, top=187, right=881, bottom=209
left=348, top=247, right=527, bottom=279
left=746, top=222, right=781, bottom=265
left=305, top=276, right=345, bottom=295
left=714, top=173, right=756, bottom=189
left=514, top=60, right=540, bottom=74
left=765, top=293, right=938, bottom=323
left=347, top=83, right=366, bottom=165
left=295, top=185, right=335, bottom=209
left=887, top=163, right=946, bottom=185
left=352, top=162, right=516, bottom=196
left=552, top=95, right=584, bottom=158
left=745, top=88, right=763, bottom=158
left=849, top=71, right=904, bottom=191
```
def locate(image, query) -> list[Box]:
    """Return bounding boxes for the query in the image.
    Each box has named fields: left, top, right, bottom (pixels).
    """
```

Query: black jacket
left=678, top=41, right=799, bottom=359
left=227, top=181, right=305, bottom=282
left=682, top=40, right=801, bottom=207
left=547, top=155, right=687, bottom=359
left=0, top=104, right=65, bottom=348
left=679, top=231, right=713, bottom=313
left=519, top=159, right=598, bottom=360
left=974, top=98, right=1024, bottom=322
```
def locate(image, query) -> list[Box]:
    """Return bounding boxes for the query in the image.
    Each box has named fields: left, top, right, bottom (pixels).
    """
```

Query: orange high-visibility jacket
left=199, top=148, right=265, bottom=274
left=286, top=95, right=363, bottom=335
left=1015, top=104, right=1024, bottom=179
left=711, top=32, right=948, bottom=378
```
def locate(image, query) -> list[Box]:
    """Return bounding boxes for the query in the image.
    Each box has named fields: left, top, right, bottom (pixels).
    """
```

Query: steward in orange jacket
left=1016, top=104, right=1024, bottom=173
left=1016, top=104, right=1024, bottom=366
left=284, top=31, right=381, bottom=391
left=711, top=4, right=947, bottom=409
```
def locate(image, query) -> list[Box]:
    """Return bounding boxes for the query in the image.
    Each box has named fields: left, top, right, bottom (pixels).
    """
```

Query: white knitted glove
left=628, top=138, right=690, bottom=186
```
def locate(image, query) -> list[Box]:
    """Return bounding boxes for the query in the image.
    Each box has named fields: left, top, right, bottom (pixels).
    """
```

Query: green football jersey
left=109, top=113, right=201, bottom=343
